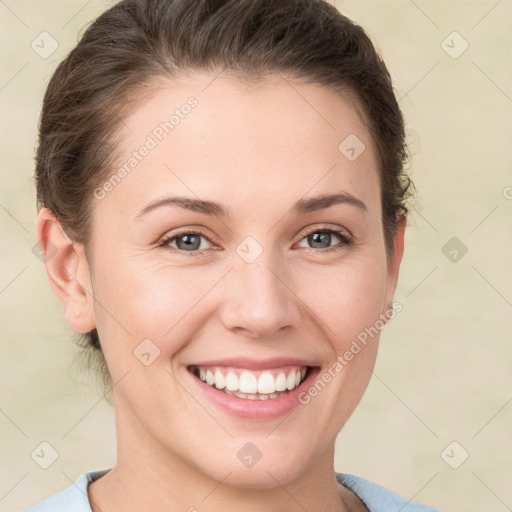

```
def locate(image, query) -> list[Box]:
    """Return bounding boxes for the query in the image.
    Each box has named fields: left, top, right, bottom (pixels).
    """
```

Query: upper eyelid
left=160, top=228, right=217, bottom=245
left=298, top=224, right=351, bottom=238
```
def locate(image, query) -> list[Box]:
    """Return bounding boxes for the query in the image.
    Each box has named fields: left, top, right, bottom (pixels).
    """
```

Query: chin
left=189, top=438, right=313, bottom=489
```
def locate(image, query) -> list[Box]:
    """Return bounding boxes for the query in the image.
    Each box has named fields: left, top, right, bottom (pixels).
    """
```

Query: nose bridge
left=219, top=245, right=301, bottom=338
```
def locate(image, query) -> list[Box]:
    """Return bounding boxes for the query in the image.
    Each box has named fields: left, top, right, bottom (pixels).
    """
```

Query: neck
left=88, top=400, right=362, bottom=512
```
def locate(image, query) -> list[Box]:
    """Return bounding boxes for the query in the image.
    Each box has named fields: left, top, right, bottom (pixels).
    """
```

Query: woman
left=27, top=0, right=444, bottom=510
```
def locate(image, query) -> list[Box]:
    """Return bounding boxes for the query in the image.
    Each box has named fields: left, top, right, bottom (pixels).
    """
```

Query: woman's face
left=77, top=73, right=405, bottom=485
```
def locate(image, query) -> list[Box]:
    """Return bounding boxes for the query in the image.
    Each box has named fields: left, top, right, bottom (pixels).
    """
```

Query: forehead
left=100, top=72, right=380, bottom=219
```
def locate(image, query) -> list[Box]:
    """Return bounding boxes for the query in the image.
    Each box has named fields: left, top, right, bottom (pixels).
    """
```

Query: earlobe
left=35, top=208, right=96, bottom=333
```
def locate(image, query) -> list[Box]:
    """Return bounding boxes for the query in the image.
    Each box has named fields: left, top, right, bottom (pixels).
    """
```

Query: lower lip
left=188, top=367, right=320, bottom=420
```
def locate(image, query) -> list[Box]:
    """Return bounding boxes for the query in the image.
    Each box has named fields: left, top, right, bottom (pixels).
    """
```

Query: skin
left=37, top=72, right=406, bottom=512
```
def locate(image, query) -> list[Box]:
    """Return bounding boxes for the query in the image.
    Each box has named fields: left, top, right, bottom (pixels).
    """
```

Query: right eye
left=159, top=229, right=217, bottom=253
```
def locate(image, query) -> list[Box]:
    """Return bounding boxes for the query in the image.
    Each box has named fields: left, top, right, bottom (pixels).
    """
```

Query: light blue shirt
left=25, top=469, right=444, bottom=511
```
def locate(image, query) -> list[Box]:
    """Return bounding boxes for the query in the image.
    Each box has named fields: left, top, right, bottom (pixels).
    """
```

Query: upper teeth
left=196, top=366, right=307, bottom=394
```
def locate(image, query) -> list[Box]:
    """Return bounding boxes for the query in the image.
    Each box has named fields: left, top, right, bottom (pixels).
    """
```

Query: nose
left=218, top=256, right=301, bottom=339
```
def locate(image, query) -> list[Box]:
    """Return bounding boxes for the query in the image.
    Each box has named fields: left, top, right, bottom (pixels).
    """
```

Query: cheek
left=92, top=246, right=388, bottom=370
left=288, top=260, right=387, bottom=432
left=91, top=256, right=217, bottom=355
left=298, top=257, right=388, bottom=346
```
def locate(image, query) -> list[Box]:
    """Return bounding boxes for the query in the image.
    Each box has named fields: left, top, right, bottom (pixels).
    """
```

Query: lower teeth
left=222, top=388, right=288, bottom=400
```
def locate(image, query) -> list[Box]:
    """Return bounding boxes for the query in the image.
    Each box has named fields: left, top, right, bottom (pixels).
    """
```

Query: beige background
left=1, top=1, right=511, bottom=511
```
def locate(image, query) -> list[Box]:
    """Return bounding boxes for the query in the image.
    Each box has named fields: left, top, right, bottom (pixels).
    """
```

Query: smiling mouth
left=188, top=365, right=311, bottom=400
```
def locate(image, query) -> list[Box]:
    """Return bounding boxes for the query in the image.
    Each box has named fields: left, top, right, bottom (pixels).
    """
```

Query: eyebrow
left=135, top=192, right=368, bottom=220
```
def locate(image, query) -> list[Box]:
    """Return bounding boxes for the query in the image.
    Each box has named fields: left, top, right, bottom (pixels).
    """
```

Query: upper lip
left=189, top=357, right=318, bottom=371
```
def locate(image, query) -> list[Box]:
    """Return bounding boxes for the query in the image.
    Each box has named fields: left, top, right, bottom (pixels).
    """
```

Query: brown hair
left=35, top=0, right=413, bottom=389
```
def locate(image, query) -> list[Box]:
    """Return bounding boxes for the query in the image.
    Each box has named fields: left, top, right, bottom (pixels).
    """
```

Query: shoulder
left=24, top=469, right=111, bottom=512
left=336, top=473, right=445, bottom=512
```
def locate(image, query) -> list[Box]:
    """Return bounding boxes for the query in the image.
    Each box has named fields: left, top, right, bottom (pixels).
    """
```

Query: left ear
left=383, top=212, right=407, bottom=313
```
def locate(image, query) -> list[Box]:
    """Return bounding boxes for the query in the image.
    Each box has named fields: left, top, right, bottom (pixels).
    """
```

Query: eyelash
left=158, top=225, right=353, bottom=255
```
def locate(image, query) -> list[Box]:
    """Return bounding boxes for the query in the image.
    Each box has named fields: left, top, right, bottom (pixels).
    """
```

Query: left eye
left=296, top=228, right=351, bottom=250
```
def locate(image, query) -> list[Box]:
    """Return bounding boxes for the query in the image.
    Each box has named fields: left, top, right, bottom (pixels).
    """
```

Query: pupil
left=310, top=232, right=330, bottom=249
left=178, top=234, right=200, bottom=251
